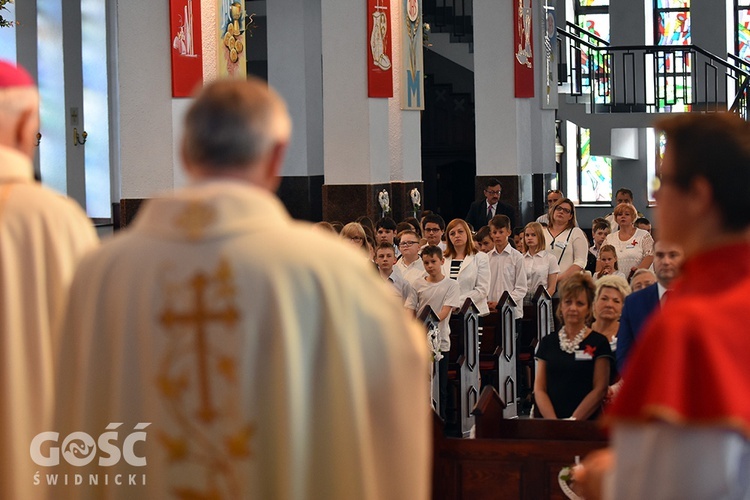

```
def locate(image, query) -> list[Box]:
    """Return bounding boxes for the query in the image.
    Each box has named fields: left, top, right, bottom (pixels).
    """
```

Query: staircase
left=556, top=22, right=750, bottom=122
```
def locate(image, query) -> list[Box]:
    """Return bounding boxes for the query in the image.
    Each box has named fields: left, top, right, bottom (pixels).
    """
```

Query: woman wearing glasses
left=543, top=198, right=589, bottom=282
left=442, top=219, right=491, bottom=316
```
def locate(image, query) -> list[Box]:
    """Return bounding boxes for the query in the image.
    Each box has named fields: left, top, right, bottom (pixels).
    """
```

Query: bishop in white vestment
left=0, top=60, right=99, bottom=500
left=49, top=78, right=430, bottom=499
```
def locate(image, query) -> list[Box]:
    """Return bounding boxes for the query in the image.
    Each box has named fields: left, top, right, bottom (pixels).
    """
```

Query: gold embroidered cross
left=160, top=268, right=239, bottom=423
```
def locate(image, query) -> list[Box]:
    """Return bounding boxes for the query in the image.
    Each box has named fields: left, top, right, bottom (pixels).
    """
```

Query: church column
left=473, top=1, right=556, bottom=227
left=267, top=0, right=325, bottom=221
left=319, top=0, right=423, bottom=223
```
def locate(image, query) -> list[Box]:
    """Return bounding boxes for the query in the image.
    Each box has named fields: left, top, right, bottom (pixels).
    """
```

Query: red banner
left=368, top=0, right=394, bottom=98
left=513, top=0, right=534, bottom=98
left=170, top=0, right=203, bottom=98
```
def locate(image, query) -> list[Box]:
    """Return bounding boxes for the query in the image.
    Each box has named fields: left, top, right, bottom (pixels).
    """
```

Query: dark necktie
left=486, top=205, right=493, bottom=222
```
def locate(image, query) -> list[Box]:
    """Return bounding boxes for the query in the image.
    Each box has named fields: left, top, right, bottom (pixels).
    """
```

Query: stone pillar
left=320, top=0, right=423, bottom=223
left=268, top=0, right=325, bottom=221
left=473, top=0, right=556, bottom=228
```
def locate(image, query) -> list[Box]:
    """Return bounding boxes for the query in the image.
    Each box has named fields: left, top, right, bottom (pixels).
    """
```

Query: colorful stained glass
left=657, top=12, right=691, bottom=45
left=656, top=0, right=689, bottom=7
left=577, top=14, right=610, bottom=42
left=738, top=9, right=750, bottom=61
left=579, top=128, right=612, bottom=203
left=578, top=0, right=609, bottom=6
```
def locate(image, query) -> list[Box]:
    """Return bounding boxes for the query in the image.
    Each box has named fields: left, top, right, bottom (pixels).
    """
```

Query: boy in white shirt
left=405, top=245, right=461, bottom=420
left=395, top=229, right=426, bottom=286
left=487, top=215, right=527, bottom=319
left=376, top=242, right=412, bottom=304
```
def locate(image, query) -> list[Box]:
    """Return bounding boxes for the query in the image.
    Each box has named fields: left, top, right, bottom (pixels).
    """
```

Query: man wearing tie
left=615, top=239, right=683, bottom=372
left=465, top=178, right=516, bottom=231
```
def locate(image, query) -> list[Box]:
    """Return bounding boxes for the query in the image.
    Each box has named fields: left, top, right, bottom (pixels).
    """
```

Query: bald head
left=0, top=60, right=39, bottom=158
left=181, top=77, right=291, bottom=189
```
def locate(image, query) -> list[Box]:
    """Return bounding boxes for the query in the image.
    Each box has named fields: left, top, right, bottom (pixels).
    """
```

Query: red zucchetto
left=0, top=60, right=34, bottom=88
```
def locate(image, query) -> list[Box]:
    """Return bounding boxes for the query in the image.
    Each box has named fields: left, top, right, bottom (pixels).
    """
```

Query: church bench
left=518, top=286, right=554, bottom=409
left=431, top=387, right=608, bottom=500
left=477, top=292, right=518, bottom=418
left=447, top=298, right=481, bottom=437
left=419, top=305, right=442, bottom=412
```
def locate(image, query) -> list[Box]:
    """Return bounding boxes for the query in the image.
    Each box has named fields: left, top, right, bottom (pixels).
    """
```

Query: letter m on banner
left=401, top=0, right=424, bottom=110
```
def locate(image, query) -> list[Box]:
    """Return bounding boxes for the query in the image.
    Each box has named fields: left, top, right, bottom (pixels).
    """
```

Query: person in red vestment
left=576, top=112, right=750, bottom=499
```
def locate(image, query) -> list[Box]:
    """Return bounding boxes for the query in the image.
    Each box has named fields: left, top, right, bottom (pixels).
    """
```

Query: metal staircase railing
left=557, top=23, right=750, bottom=118
left=727, top=54, right=750, bottom=119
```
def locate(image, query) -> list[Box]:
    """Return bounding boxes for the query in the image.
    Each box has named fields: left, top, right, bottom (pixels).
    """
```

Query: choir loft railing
left=557, top=23, right=750, bottom=118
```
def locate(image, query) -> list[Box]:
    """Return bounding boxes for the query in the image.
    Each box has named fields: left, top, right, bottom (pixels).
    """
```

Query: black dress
left=534, top=330, right=613, bottom=419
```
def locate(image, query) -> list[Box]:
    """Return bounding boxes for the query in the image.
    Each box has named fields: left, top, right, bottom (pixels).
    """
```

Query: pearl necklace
left=559, top=325, right=587, bottom=354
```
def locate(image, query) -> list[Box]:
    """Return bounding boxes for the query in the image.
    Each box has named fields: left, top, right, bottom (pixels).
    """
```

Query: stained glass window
left=575, top=1, right=610, bottom=104
left=736, top=1, right=750, bottom=63
left=654, top=0, right=691, bottom=112
left=579, top=127, right=612, bottom=203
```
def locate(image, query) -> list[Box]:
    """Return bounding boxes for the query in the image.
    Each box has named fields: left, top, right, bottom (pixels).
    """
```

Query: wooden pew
left=432, top=387, right=608, bottom=500
left=478, top=292, right=518, bottom=418
left=518, top=286, right=554, bottom=409
left=447, top=298, right=481, bottom=437
left=419, top=306, right=441, bottom=412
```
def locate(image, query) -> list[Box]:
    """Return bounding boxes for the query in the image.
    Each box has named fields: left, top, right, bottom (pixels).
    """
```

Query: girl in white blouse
left=442, top=218, right=491, bottom=316
left=522, top=222, right=560, bottom=301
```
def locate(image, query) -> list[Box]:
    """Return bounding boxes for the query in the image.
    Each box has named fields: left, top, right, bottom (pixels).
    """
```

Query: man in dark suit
left=616, top=240, right=683, bottom=372
left=465, top=178, right=516, bottom=231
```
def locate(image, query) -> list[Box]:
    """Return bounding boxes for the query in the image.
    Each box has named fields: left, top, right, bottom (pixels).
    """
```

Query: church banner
left=218, top=0, right=247, bottom=79
left=170, top=0, right=203, bottom=97
left=541, top=0, right=558, bottom=109
left=401, top=0, right=424, bottom=110
left=368, top=0, right=394, bottom=98
left=514, top=0, right=534, bottom=98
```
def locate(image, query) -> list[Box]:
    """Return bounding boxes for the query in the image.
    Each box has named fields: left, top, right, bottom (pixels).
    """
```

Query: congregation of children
left=320, top=182, right=674, bottom=420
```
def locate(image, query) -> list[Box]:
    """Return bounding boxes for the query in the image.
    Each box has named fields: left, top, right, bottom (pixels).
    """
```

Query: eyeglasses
left=484, top=189, right=501, bottom=195
left=424, top=227, right=442, bottom=233
left=554, top=206, right=572, bottom=214
left=399, top=241, right=419, bottom=247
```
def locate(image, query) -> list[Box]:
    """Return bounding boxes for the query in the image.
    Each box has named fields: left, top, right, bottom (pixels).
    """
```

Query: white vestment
left=0, top=145, right=98, bottom=500
left=51, top=181, right=430, bottom=499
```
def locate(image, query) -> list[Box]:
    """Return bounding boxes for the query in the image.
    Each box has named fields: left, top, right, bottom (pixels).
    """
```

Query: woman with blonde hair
left=591, top=275, right=631, bottom=402
left=442, top=218, right=491, bottom=316
left=523, top=221, right=560, bottom=300
left=340, top=222, right=372, bottom=258
left=604, top=202, right=654, bottom=280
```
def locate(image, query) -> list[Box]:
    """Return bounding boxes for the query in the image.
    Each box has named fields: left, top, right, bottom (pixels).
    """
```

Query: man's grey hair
left=181, top=77, right=291, bottom=171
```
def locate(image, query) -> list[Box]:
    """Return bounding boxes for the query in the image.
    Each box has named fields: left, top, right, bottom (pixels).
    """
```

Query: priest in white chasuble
left=49, top=78, right=431, bottom=499
left=0, top=60, right=99, bottom=500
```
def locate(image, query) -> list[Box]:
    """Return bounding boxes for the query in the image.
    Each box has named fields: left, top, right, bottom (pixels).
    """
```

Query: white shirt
left=487, top=244, right=528, bottom=319
left=405, top=275, right=462, bottom=351
left=543, top=226, right=589, bottom=276
left=383, top=268, right=413, bottom=304
left=52, top=181, right=430, bottom=500
left=608, top=423, right=750, bottom=500
left=395, top=256, right=427, bottom=286
left=604, top=228, right=654, bottom=275
left=522, top=250, right=560, bottom=297
left=441, top=252, right=491, bottom=316
left=0, top=145, right=99, bottom=500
